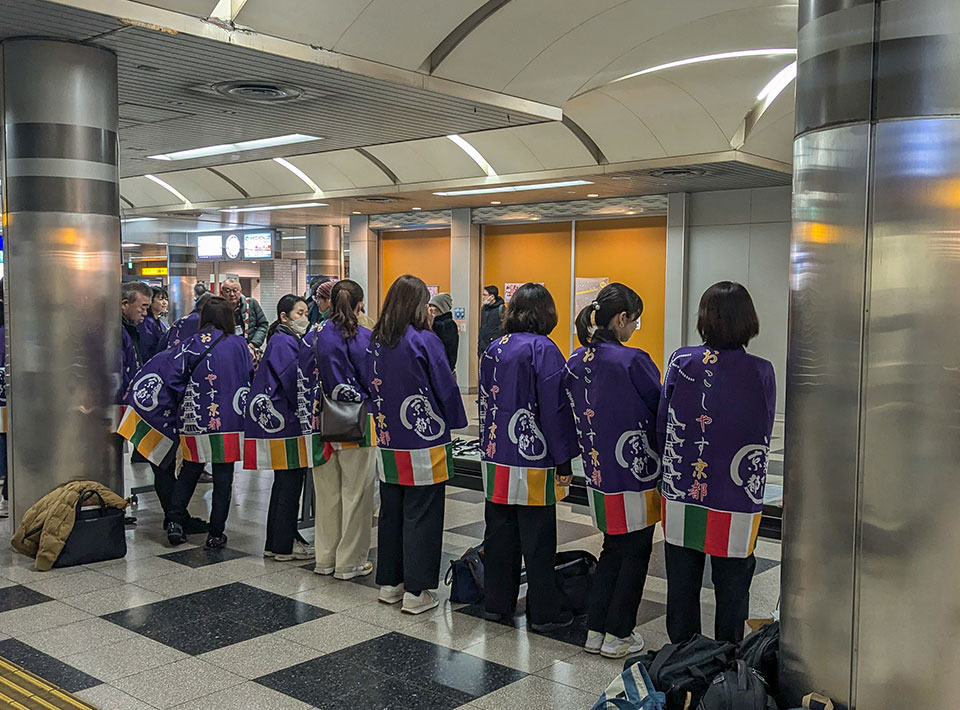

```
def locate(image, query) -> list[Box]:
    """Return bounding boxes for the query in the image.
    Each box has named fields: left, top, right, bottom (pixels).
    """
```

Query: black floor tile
left=341, top=673, right=469, bottom=710
left=447, top=489, right=486, bottom=504
left=258, top=655, right=385, bottom=705
left=159, top=546, right=248, bottom=568
left=443, top=520, right=486, bottom=538
left=338, top=632, right=447, bottom=677
left=103, top=582, right=331, bottom=655
left=0, top=585, right=53, bottom=613
left=411, top=645, right=526, bottom=698
left=0, top=639, right=101, bottom=692
left=637, top=598, right=668, bottom=626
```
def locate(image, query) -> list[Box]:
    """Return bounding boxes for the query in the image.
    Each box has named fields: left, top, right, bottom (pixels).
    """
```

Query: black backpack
left=697, top=660, right=777, bottom=710
left=736, top=622, right=780, bottom=696
left=629, top=635, right=736, bottom=710
left=554, top=550, right=597, bottom=615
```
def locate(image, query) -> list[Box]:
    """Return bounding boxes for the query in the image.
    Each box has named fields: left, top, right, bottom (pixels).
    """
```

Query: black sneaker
left=167, top=522, right=187, bottom=545
left=183, top=517, right=209, bottom=534
left=205, top=533, right=228, bottom=549
left=529, top=610, right=575, bottom=633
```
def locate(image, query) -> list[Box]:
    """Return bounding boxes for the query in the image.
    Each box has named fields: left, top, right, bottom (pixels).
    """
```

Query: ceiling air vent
left=211, top=81, right=305, bottom=104
left=647, top=168, right=708, bottom=179
left=357, top=196, right=400, bottom=204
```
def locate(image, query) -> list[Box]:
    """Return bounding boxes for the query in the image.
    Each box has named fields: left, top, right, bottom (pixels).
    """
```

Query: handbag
left=312, top=333, right=368, bottom=443
left=53, top=490, right=127, bottom=568
left=444, top=545, right=485, bottom=604
left=555, top=549, right=598, bottom=615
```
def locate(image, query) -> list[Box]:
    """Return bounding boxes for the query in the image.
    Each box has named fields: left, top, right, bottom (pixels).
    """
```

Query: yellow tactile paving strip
left=0, top=657, right=98, bottom=710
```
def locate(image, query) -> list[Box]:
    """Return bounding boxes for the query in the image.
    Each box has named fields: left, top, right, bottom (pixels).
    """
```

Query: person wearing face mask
left=478, top=285, right=505, bottom=357
left=244, top=294, right=315, bottom=561
left=563, top=283, right=662, bottom=659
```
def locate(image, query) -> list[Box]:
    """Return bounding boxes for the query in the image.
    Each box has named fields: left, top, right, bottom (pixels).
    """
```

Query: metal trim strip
left=4, top=123, right=118, bottom=164
left=6, top=175, right=120, bottom=215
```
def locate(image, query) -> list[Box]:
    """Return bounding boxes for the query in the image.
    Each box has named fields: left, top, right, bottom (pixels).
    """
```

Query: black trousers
left=483, top=501, right=563, bottom=625
left=588, top=526, right=655, bottom=639
left=376, top=481, right=445, bottom=595
left=265, top=467, right=307, bottom=555
left=151, top=460, right=175, bottom=518
left=665, top=542, right=757, bottom=644
left=171, top=461, right=234, bottom=537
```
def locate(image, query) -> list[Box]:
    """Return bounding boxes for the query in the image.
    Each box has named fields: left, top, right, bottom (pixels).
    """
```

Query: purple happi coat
left=119, top=329, right=252, bottom=465
left=563, top=342, right=662, bottom=534
left=138, top=314, right=169, bottom=363
left=363, top=326, right=467, bottom=486
left=243, top=328, right=313, bottom=470
left=302, top=321, right=375, bottom=466
left=479, top=333, right=578, bottom=506
left=158, top=311, right=200, bottom=353
left=657, top=346, right=776, bottom=558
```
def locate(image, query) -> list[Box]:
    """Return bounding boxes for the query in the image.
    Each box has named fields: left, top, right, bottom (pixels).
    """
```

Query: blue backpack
left=594, top=660, right=667, bottom=710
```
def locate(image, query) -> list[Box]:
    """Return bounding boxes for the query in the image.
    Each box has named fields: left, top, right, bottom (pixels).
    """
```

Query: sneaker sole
left=401, top=600, right=440, bottom=615
left=379, top=595, right=404, bottom=605
left=334, top=568, right=373, bottom=581
left=314, top=567, right=335, bottom=576
left=600, top=648, right=629, bottom=659
left=263, top=551, right=276, bottom=558
left=583, top=646, right=602, bottom=655
left=273, top=554, right=314, bottom=561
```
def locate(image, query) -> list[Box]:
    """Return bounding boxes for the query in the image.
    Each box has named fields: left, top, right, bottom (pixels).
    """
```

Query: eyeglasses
left=221, top=287, right=241, bottom=295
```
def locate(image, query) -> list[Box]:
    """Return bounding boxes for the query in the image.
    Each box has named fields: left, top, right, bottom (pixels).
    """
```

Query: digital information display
left=197, top=234, right=223, bottom=260
left=243, top=231, right=273, bottom=259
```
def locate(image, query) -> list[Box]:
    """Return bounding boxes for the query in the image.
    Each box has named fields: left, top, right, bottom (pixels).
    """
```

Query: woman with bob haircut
left=657, top=281, right=775, bottom=644
left=563, top=282, right=661, bottom=658
left=364, top=275, right=467, bottom=615
left=479, top=283, right=578, bottom=631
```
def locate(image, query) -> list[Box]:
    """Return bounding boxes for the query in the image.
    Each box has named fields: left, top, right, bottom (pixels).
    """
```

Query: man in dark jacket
left=120, top=281, right=152, bottom=397
left=221, top=278, right=268, bottom=348
left=429, top=292, right=459, bottom=372
left=478, top=285, right=505, bottom=356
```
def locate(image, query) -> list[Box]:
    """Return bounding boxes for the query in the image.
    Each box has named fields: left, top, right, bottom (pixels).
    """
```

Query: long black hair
left=199, top=296, right=235, bottom=334
left=372, top=275, right=430, bottom=348
left=502, top=283, right=557, bottom=336
left=330, top=279, right=364, bottom=339
left=575, top=282, right=643, bottom=347
left=697, top=281, right=759, bottom=349
left=267, top=294, right=308, bottom=340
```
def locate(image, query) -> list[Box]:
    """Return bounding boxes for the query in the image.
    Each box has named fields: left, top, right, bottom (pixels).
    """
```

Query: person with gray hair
left=120, top=281, right=152, bottom=397
left=221, top=278, right=268, bottom=349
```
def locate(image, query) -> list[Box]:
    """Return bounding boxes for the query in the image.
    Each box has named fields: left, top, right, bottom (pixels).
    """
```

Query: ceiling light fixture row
left=610, top=48, right=796, bottom=85
left=149, top=133, right=320, bottom=161
left=433, top=180, right=592, bottom=197
left=219, top=202, right=327, bottom=213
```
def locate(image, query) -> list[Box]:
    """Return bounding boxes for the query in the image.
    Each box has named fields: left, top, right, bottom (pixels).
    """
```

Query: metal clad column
left=306, top=225, right=341, bottom=282
left=783, top=2, right=960, bottom=707
left=450, top=208, right=479, bottom=391
left=663, top=192, right=690, bottom=366
left=348, top=215, right=380, bottom=319
left=167, top=240, right=197, bottom=323
left=0, top=39, right=121, bottom=521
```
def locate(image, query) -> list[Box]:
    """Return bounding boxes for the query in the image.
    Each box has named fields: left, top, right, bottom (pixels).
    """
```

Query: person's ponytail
left=330, top=279, right=364, bottom=339
left=575, top=282, right=643, bottom=348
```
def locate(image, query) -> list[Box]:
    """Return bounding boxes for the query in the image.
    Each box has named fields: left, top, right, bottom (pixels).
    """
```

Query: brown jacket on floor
left=11, top=481, right=128, bottom=571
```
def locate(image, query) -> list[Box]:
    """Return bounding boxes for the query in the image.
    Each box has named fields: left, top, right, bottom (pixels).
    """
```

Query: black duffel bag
left=53, top=490, right=127, bottom=568
left=736, top=622, right=780, bottom=697
left=628, top=635, right=737, bottom=710
left=555, top=550, right=598, bottom=615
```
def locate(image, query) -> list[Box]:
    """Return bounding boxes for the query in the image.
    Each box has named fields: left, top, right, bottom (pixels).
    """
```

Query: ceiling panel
left=281, top=155, right=359, bottom=193
left=213, top=160, right=314, bottom=197
left=121, top=175, right=185, bottom=207
left=132, top=0, right=218, bottom=17
left=742, top=86, right=796, bottom=164
left=463, top=130, right=546, bottom=175
left=158, top=168, right=246, bottom=203
left=234, top=0, right=371, bottom=49
left=564, top=93, right=673, bottom=163
left=505, top=122, right=598, bottom=169
left=366, top=138, right=488, bottom=184
left=288, top=151, right=390, bottom=189
left=1, top=0, right=553, bottom=177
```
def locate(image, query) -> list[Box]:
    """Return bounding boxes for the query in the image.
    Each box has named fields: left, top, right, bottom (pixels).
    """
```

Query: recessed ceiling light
left=145, top=174, right=191, bottom=205
left=609, top=49, right=796, bottom=85
left=219, top=202, right=328, bottom=213
left=273, top=157, right=323, bottom=195
left=447, top=135, right=497, bottom=177
left=587, top=193, right=599, bottom=198
left=490, top=201, right=501, bottom=205
left=433, top=180, right=592, bottom=197
left=149, top=133, right=320, bottom=161
left=412, top=207, right=422, bottom=211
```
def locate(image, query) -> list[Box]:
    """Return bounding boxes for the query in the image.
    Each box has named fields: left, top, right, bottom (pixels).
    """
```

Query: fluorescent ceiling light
left=144, top=174, right=191, bottom=205
left=448, top=135, right=497, bottom=177
left=149, top=133, right=320, bottom=161
left=756, top=61, right=797, bottom=107
left=273, top=157, right=323, bottom=195
left=122, top=217, right=157, bottom=223
left=121, top=242, right=139, bottom=248
left=433, top=180, right=592, bottom=197
left=610, top=49, right=796, bottom=84
left=219, top=202, right=328, bottom=213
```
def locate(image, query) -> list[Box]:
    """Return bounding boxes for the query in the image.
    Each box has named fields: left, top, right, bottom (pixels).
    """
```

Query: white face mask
left=290, top=317, right=309, bottom=335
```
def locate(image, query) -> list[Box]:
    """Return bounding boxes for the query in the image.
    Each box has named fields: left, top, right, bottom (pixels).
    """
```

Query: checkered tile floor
left=0, top=425, right=783, bottom=709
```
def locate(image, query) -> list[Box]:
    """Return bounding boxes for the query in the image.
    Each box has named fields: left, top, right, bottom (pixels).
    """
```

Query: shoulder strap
left=185, top=332, right=227, bottom=381
left=648, top=643, right=679, bottom=681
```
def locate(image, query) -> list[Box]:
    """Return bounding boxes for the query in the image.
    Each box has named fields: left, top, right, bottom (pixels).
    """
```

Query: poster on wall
left=503, top=282, right=543, bottom=302
left=575, top=277, right=610, bottom=312
left=427, top=285, right=440, bottom=298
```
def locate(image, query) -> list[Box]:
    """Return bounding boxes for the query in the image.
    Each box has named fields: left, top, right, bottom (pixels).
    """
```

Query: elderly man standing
left=221, top=278, right=268, bottom=351
left=120, top=281, right=152, bottom=397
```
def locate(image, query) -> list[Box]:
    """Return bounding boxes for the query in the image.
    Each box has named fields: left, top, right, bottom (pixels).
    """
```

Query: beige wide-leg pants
left=313, top=447, right=378, bottom=572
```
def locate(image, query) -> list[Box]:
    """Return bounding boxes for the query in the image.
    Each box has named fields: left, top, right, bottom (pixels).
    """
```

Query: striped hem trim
left=243, top=436, right=310, bottom=470
left=588, top=488, right=661, bottom=535
left=379, top=443, right=452, bottom=486
left=117, top=407, right=174, bottom=466
left=309, top=414, right=377, bottom=467
left=180, top=432, right=243, bottom=463
left=661, top=498, right=761, bottom=558
left=481, top=461, right=566, bottom=506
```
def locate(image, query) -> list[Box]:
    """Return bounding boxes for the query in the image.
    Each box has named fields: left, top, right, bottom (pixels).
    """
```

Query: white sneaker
left=601, top=631, right=645, bottom=659
left=274, top=541, right=315, bottom=561
left=584, top=630, right=603, bottom=654
left=379, top=584, right=404, bottom=604
left=401, top=590, right=439, bottom=615
left=0, top=498, right=8, bottom=518
left=334, top=561, right=373, bottom=580
left=314, top=565, right=334, bottom=576
left=263, top=550, right=275, bottom=558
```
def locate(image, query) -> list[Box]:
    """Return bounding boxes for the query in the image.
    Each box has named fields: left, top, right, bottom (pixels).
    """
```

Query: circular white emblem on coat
left=233, top=386, right=249, bottom=416
left=249, top=393, right=285, bottom=433
left=615, top=429, right=661, bottom=483
left=399, top=394, right=445, bottom=441
left=730, top=443, right=769, bottom=505
left=508, top=408, right=547, bottom=461
left=132, top=373, right=164, bottom=412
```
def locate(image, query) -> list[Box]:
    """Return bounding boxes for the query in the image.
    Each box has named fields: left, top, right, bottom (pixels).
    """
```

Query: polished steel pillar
left=782, top=2, right=960, bottom=707
left=0, top=39, right=121, bottom=521
left=166, top=240, right=197, bottom=322
left=305, top=225, right=341, bottom=282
